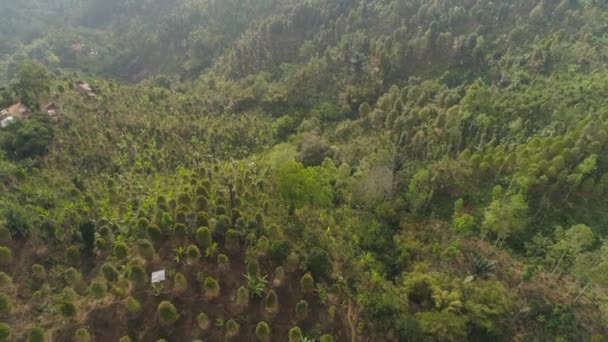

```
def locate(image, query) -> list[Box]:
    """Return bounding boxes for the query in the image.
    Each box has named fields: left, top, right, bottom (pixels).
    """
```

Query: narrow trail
left=347, top=299, right=358, bottom=342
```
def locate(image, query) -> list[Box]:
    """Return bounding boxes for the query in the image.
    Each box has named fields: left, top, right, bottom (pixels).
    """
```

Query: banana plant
left=173, top=246, right=185, bottom=263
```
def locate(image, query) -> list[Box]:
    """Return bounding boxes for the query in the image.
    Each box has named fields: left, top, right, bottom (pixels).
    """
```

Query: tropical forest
left=1, top=0, right=608, bottom=341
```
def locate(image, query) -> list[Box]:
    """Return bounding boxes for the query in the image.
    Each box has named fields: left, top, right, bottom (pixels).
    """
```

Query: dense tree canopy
left=0, top=0, right=608, bottom=341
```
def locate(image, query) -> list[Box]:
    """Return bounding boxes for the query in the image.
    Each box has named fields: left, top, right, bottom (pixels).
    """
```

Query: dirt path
left=347, top=299, right=358, bottom=342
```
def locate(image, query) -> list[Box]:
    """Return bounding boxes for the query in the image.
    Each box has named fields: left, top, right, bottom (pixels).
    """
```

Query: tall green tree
left=481, top=190, right=528, bottom=245
left=548, top=224, right=595, bottom=274
left=277, top=161, right=332, bottom=210
left=572, top=243, right=608, bottom=303
left=11, top=60, right=51, bottom=109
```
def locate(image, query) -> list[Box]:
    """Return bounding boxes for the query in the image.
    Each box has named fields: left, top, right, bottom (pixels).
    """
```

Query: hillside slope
left=0, top=0, right=608, bottom=341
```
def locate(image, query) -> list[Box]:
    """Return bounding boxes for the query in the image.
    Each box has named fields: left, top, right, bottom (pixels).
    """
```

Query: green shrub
left=269, top=240, right=291, bottom=265
left=89, top=281, right=107, bottom=299
left=256, top=236, right=269, bottom=256
left=320, top=334, right=335, bottom=342
left=218, top=254, right=230, bottom=271
left=113, top=242, right=128, bottom=259
left=234, top=217, right=247, bottom=233
left=453, top=212, right=475, bottom=234
left=306, top=247, right=332, bottom=279
left=273, top=115, right=297, bottom=139
left=272, top=266, right=285, bottom=287
left=175, top=205, right=188, bottom=215
left=0, top=273, right=11, bottom=287
left=177, top=193, right=191, bottom=206
left=4, top=206, right=30, bottom=239
left=60, top=301, right=77, bottom=319
left=0, top=323, right=10, bottom=340
left=65, top=245, right=81, bottom=265
left=160, top=212, right=174, bottom=232
left=288, top=326, right=303, bottom=342
left=101, top=263, right=119, bottom=282
left=174, top=223, right=188, bottom=239
left=235, top=286, right=249, bottom=307
left=74, top=327, right=91, bottom=342
left=137, top=217, right=150, bottom=237
left=196, top=196, right=209, bottom=211
left=27, top=327, right=45, bottom=342
left=127, top=264, right=147, bottom=289
left=98, top=225, right=112, bottom=238
left=31, top=290, right=43, bottom=308
left=235, top=217, right=247, bottom=231
left=285, top=251, right=299, bottom=272
left=267, top=224, right=283, bottom=240
left=225, top=319, right=240, bottom=337
left=157, top=301, right=178, bottom=325
left=187, top=244, right=201, bottom=262
left=264, top=290, right=279, bottom=314
left=204, top=277, right=220, bottom=299
left=63, top=267, right=83, bottom=286
left=0, top=293, right=12, bottom=314
left=255, top=321, right=271, bottom=341
left=62, top=287, right=77, bottom=301
left=31, top=264, right=46, bottom=281
left=215, top=205, right=227, bottom=215
left=173, top=272, right=187, bottom=293
left=119, top=337, right=132, bottom=342
left=196, top=227, right=212, bottom=248
left=214, top=215, right=231, bottom=239
left=125, top=296, right=142, bottom=314
left=95, top=237, right=106, bottom=250
left=137, top=239, right=156, bottom=260
left=225, top=229, right=240, bottom=251
left=295, top=300, right=309, bottom=321
left=175, top=210, right=188, bottom=225
left=0, top=246, right=13, bottom=266
left=197, top=312, right=210, bottom=330
left=196, top=211, right=209, bottom=227
left=147, top=224, right=162, bottom=241
left=300, top=273, right=314, bottom=294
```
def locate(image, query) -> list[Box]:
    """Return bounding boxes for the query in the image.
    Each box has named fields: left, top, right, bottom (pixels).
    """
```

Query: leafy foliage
left=0, top=323, right=10, bottom=340
left=157, top=301, right=178, bottom=325
left=1, top=0, right=608, bottom=341
left=472, top=256, right=497, bottom=279
left=245, top=273, right=268, bottom=298
left=27, top=327, right=45, bottom=342
left=277, top=161, right=332, bottom=210
left=255, top=321, right=271, bottom=341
